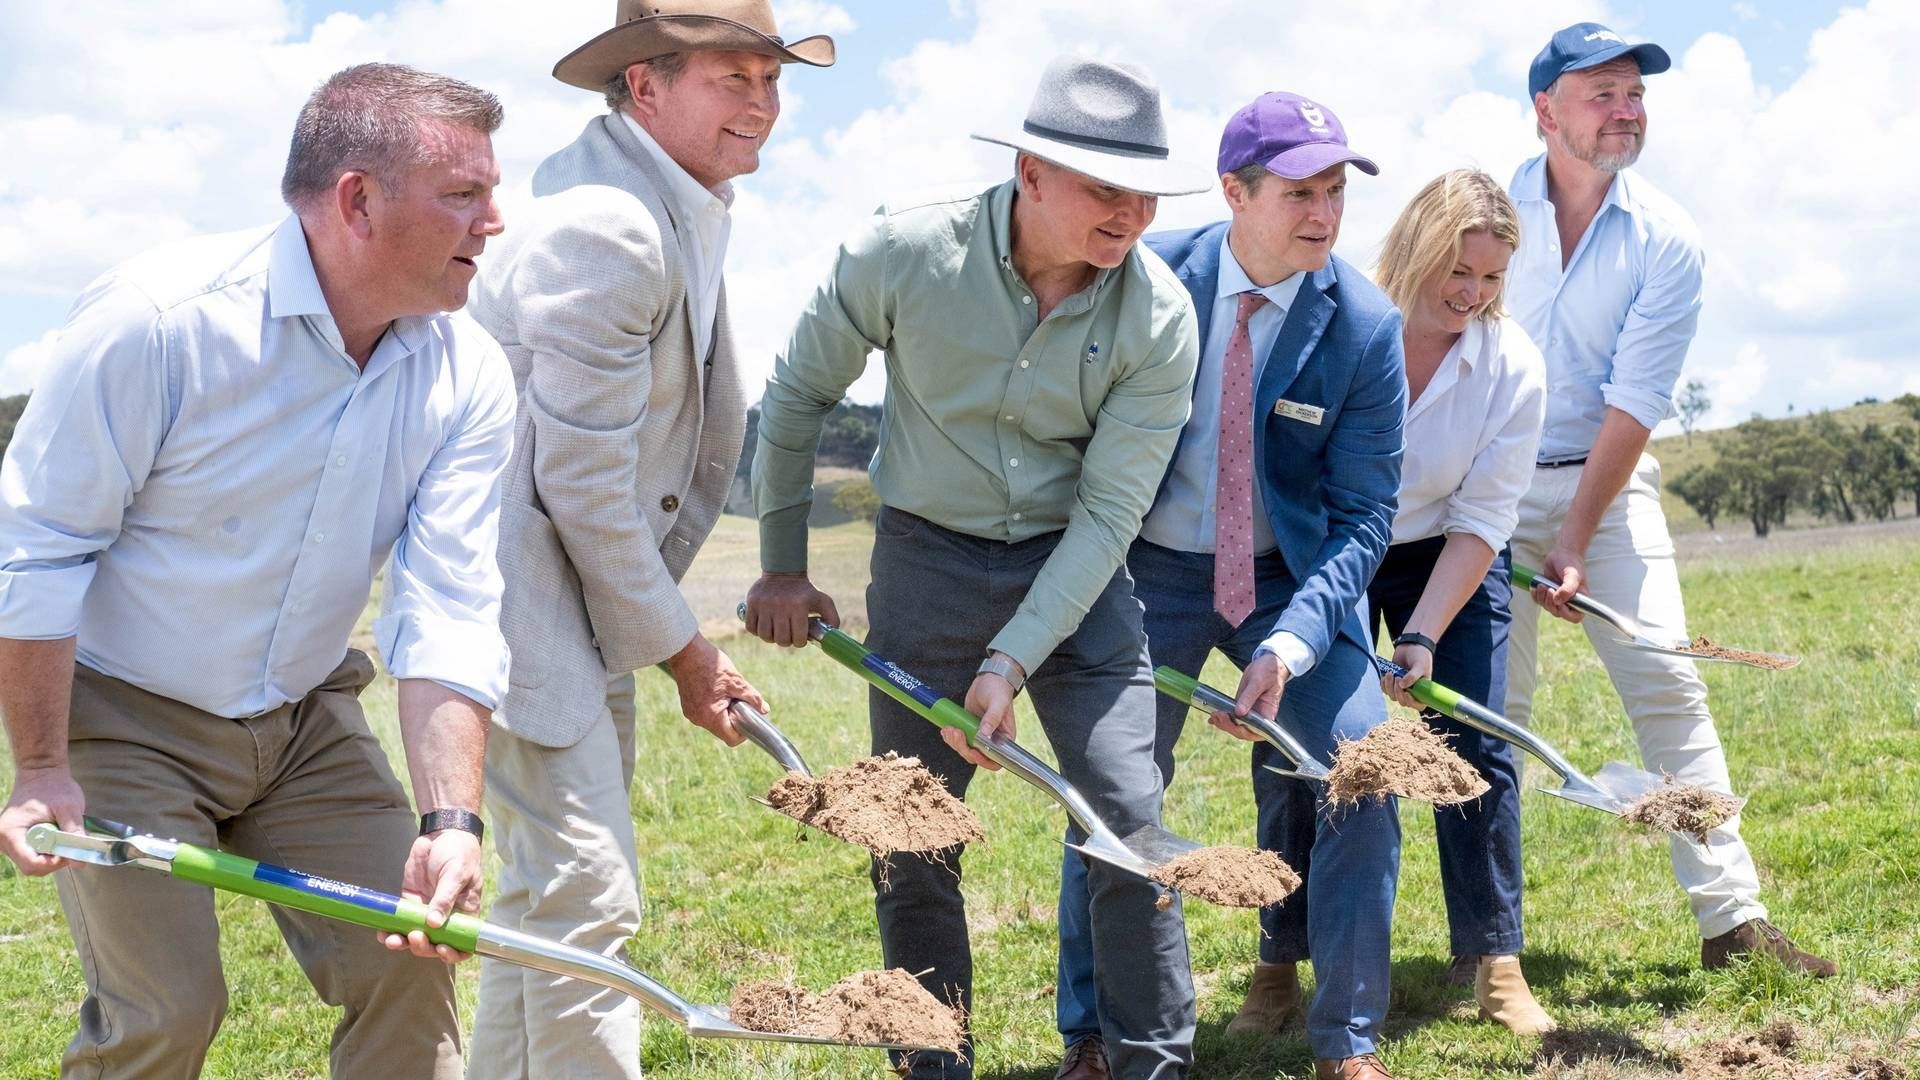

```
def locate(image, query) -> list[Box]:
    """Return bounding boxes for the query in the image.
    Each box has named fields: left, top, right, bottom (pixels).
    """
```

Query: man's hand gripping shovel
left=27, top=817, right=942, bottom=1052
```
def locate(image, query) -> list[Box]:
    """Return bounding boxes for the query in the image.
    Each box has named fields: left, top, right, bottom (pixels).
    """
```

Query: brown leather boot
left=1224, top=961, right=1300, bottom=1037
left=1702, top=919, right=1837, bottom=977
left=1474, top=955, right=1556, bottom=1034
left=1443, top=954, right=1476, bottom=987
left=1055, top=1035, right=1110, bottom=1080
left=1314, top=1053, right=1396, bottom=1079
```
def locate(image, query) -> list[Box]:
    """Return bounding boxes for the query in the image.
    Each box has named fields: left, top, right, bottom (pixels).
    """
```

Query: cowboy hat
left=554, top=0, right=835, bottom=92
left=972, top=56, right=1208, bottom=197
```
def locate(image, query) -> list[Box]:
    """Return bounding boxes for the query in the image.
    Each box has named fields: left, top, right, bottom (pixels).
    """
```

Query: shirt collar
left=1516, top=152, right=1635, bottom=216
left=620, top=110, right=735, bottom=219
left=1217, top=227, right=1305, bottom=312
left=989, top=179, right=1117, bottom=307
left=1455, top=316, right=1486, bottom=370
left=267, top=215, right=425, bottom=357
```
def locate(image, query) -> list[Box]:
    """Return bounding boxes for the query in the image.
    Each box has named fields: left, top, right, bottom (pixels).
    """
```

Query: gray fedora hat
left=973, top=56, right=1208, bottom=197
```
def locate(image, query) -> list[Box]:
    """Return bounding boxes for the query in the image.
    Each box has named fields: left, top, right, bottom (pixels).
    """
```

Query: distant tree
left=1896, top=392, right=1920, bottom=422
left=0, top=393, right=28, bottom=458
left=831, top=478, right=881, bottom=523
left=1723, top=417, right=1814, bottom=537
left=1676, top=378, right=1711, bottom=446
left=1668, top=462, right=1732, bottom=530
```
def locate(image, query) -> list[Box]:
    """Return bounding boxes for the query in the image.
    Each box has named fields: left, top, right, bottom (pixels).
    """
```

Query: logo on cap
left=1584, top=29, right=1625, bottom=43
left=1299, top=102, right=1328, bottom=131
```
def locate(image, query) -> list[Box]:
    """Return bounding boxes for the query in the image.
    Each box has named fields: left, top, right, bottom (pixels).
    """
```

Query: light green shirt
left=753, top=180, right=1199, bottom=672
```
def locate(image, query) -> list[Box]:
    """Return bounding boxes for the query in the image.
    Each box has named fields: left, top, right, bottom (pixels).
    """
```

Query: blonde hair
left=1373, top=169, right=1520, bottom=322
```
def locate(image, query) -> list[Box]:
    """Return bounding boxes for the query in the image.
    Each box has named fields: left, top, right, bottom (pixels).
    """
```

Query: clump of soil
left=766, top=752, right=984, bottom=857
left=1620, top=777, right=1745, bottom=842
left=1324, top=714, right=1490, bottom=807
left=1676, top=635, right=1799, bottom=670
left=1679, top=1022, right=1908, bottom=1079
left=1148, top=846, right=1300, bottom=908
left=728, top=968, right=966, bottom=1054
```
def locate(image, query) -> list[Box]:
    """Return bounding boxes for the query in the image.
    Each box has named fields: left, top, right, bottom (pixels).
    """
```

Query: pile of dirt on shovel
left=1148, top=846, right=1300, bottom=908
left=1677, top=635, right=1798, bottom=670
left=1620, top=777, right=1745, bottom=843
left=1323, top=714, right=1490, bottom=808
left=729, top=968, right=966, bottom=1054
left=766, top=752, right=984, bottom=857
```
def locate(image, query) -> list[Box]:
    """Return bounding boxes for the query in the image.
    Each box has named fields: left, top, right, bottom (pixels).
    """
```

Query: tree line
left=0, top=394, right=26, bottom=456
left=1667, top=394, right=1920, bottom=537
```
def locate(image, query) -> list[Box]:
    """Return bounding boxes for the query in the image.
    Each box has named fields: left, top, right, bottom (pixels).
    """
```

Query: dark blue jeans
left=1057, top=539, right=1400, bottom=1060
left=1363, top=536, right=1526, bottom=958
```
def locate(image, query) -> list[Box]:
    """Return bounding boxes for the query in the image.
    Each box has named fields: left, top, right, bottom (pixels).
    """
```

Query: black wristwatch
left=419, top=808, right=484, bottom=842
left=1393, top=630, right=1438, bottom=655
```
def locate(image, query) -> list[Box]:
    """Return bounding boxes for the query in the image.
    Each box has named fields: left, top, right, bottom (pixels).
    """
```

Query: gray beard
left=1574, top=130, right=1645, bottom=173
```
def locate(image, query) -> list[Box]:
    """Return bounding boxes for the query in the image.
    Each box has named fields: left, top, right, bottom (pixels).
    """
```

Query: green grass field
left=3, top=521, right=1917, bottom=1078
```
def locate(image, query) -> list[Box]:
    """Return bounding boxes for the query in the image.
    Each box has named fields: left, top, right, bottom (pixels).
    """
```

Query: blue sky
left=4, top=0, right=1915, bottom=424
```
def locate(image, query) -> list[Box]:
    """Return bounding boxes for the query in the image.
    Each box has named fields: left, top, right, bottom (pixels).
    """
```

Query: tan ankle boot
left=1475, top=955, right=1555, bottom=1034
left=1225, top=961, right=1299, bottom=1037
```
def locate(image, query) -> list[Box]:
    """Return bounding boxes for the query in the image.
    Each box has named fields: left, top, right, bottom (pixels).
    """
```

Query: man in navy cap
left=1502, top=23, right=1836, bottom=977
left=1052, top=91, right=1406, bottom=1080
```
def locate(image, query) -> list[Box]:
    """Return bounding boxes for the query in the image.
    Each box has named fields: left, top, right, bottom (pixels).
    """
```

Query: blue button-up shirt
left=1506, top=155, right=1704, bottom=461
left=0, top=217, right=516, bottom=717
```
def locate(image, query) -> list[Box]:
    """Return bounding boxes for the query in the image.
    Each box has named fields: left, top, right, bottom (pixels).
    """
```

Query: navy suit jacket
left=1146, top=223, right=1407, bottom=663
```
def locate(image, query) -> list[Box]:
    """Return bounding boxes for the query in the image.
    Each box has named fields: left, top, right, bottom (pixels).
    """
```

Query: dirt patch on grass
left=729, top=968, right=966, bottom=1054
left=1324, top=714, right=1490, bottom=807
left=1676, top=635, right=1799, bottom=670
left=1148, top=846, right=1300, bottom=908
left=1676, top=1022, right=1909, bottom=1080
left=766, top=752, right=983, bottom=857
left=1621, top=778, right=1745, bottom=842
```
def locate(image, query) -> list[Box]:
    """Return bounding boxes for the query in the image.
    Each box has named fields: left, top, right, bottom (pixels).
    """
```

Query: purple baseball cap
left=1217, top=91, right=1379, bottom=180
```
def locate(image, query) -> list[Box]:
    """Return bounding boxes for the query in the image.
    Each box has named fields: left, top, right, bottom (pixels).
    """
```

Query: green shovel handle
left=811, top=621, right=985, bottom=742
left=168, top=842, right=482, bottom=953
left=1510, top=562, right=1549, bottom=590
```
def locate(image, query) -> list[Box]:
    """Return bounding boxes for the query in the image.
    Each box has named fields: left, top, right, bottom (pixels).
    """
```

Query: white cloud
left=1, top=0, right=1916, bottom=423
left=0, top=329, right=59, bottom=398
left=1733, top=2, right=1759, bottom=20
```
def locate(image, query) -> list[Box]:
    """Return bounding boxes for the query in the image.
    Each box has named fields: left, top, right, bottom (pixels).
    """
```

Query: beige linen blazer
left=469, top=114, right=746, bottom=747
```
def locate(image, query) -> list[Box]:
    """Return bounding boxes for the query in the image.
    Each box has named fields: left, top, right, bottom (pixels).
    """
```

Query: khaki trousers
left=1505, top=454, right=1769, bottom=937
left=55, top=651, right=461, bottom=1079
left=468, top=672, right=642, bottom=1080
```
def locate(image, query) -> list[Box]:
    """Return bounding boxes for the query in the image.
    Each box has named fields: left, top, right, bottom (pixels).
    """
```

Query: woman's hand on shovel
left=951, top=657, right=1025, bottom=771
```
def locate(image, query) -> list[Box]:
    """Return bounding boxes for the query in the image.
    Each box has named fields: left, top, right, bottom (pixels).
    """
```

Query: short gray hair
left=603, top=52, right=689, bottom=111
left=1230, top=162, right=1271, bottom=194
left=281, top=63, right=504, bottom=209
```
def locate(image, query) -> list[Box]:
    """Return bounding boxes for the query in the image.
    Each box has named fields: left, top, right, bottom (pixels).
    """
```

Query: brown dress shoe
left=1474, top=955, right=1556, bottom=1034
left=1314, top=1053, right=1396, bottom=1079
left=1701, top=919, right=1838, bottom=977
left=1444, top=954, right=1476, bottom=987
left=1055, top=1035, right=1110, bottom=1080
left=1225, top=961, right=1300, bottom=1037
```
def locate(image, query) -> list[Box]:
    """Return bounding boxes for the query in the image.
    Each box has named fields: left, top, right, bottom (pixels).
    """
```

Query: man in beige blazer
left=465, top=2, right=834, bottom=1075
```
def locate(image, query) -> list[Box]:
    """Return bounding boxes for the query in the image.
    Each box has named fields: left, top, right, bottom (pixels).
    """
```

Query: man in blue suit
left=1053, top=92, right=1406, bottom=1080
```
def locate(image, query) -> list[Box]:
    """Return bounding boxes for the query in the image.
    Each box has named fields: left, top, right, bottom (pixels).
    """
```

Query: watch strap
left=1393, top=630, right=1439, bottom=655
left=976, top=655, right=1026, bottom=694
left=419, top=808, right=484, bottom=841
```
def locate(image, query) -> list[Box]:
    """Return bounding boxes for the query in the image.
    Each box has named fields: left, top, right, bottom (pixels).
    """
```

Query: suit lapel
left=1155, top=224, right=1230, bottom=492
left=601, top=115, right=706, bottom=376
left=1256, top=261, right=1338, bottom=407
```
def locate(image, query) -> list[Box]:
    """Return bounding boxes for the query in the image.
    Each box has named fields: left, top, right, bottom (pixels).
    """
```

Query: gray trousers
left=866, top=508, right=1196, bottom=1080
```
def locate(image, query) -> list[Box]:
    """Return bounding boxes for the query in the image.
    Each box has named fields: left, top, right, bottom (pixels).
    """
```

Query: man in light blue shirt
left=0, top=65, right=516, bottom=1076
left=1503, top=22, right=1835, bottom=978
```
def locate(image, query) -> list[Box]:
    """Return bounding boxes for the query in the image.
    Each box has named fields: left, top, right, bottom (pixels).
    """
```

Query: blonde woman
left=1369, top=170, right=1552, bottom=1032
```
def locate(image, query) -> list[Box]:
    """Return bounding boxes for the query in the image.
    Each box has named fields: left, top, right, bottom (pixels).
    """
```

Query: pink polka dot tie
left=1214, top=290, right=1265, bottom=627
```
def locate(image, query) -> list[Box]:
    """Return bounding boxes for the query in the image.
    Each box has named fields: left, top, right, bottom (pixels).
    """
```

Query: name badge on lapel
left=1274, top=399, right=1325, bottom=425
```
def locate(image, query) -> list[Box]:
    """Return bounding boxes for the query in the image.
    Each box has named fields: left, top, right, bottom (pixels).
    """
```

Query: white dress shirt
left=1138, top=228, right=1317, bottom=675
left=0, top=217, right=516, bottom=717
left=621, top=111, right=733, bottom=362
left=1506, top=155, right=1704, bottom=461
left=1393, top=315, right=1546, bottom=549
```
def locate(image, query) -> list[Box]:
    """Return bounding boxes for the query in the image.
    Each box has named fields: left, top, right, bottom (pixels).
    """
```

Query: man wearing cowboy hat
left=746, top=55, right=1206, bottom=1080
left=1054, top=92, right=1409, bottom=1080
left=463, top=2, right=833, bottom=1076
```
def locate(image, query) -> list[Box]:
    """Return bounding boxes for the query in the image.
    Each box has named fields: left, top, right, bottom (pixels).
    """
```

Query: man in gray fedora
left=464, top=2, right=833, bottom=1076
left=746, top=56, right=1205, bottom=1080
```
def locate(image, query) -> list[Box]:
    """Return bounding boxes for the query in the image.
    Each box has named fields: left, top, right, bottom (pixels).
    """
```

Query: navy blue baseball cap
left=1528, top=22, right=1671, bottom=99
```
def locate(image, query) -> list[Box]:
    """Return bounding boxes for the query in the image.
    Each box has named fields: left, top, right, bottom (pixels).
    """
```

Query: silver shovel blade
left=685, top=1005, right=951, bottom=1052
left=1066, top=823, right=1203, bottom=880
left=1621, top=636, right=1801, bottom=671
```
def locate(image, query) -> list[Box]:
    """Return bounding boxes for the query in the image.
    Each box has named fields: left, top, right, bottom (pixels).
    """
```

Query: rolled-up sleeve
left=374, top=341, right=517, bottom=710
left=1441, top=329, right=1546, bottom=551
left=989, top=298, right=1198, bottom=673
left=1600, top=223, right=1703, bottom=430
left=753, top=211, right=892, bottom=574
left=0, top=279, right=166, bottom=639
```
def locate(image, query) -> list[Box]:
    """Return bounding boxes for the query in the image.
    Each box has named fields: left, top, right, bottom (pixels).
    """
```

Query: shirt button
left=1021, top=295, right=1032, bottom=305
left=1004, top=414, right=1014, bottom=421
left=661, top=494, right=680, bottom=513
left=1019, top=359, right=1030, bottom=369
left=334, top=455, right=347, bottom=467
left=313, top=532, right=327, bottom=543
left=1012, top=512, right=1023, bottom=521
left=1008, top=458, right=1019, bottom=468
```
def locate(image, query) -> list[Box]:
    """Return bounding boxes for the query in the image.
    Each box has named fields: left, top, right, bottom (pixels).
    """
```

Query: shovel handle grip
left=811, top=623, right=984, bottom=741
left=168, top=843, right=482, bottom=953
